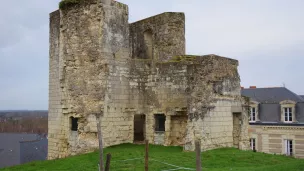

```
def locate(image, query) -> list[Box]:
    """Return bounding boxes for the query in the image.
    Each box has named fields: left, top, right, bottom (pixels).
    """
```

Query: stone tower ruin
left=48, top=0, right=249, bottom=159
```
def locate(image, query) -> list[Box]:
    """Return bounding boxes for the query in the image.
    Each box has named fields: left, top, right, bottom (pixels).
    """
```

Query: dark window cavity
left=155, top=114, right=166, bottom=132
left=71, top=117, right=78, bottom=131
left=250, top=107, right=256, bottom=122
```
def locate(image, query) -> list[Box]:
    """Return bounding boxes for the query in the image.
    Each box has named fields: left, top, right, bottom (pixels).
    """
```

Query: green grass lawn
left=1, top=144, right=304, bottom=171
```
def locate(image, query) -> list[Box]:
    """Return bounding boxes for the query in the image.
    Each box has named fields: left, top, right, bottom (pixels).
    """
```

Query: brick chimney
left=250, top=86, right=257, bottom=89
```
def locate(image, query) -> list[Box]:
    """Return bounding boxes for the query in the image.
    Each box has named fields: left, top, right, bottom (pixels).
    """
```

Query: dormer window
left=280, top=100, right=296, bottom=123
left=284, top=107, right=292, bottom=122
left=250, top=107, right=256, bottom=122
left=248, top=100, right=259, bottom=123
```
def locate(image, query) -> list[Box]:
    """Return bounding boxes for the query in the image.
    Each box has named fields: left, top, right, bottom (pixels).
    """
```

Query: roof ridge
left=241, top=87, right=304, bottom=103
left=283, top=87, right=304, bottom=102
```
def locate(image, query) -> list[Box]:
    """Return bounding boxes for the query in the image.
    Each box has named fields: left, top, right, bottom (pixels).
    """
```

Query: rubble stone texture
left=48, top=0, right=249, bottom=159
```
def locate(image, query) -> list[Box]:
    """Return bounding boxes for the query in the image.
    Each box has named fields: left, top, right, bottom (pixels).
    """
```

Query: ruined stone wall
left=146, top=62, right=189, bottom=144
left=182, top=55, right=249, bottom=151
left=129, top=13, right=185, bottom=61
left=127, top=59, right=189, bottom=145
left=49, top=0, right=133, bottom=158
left=128, top=55, right=249, bottom=150
left=49, top=0, right=249, bottom=159
left=249, top=125, right=304, bottom=158
left=59, top=0, right=107, bottom=156
left=170, top=115, right=188, bottom=146
left=48, top=10, right=67, bottom=159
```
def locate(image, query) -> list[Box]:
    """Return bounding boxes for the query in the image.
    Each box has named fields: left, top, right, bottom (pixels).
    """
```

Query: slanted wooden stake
left=145, top=140, right=149, bottom=171
left=96, top=114, right=104, bottom=171
left=105, top=153, right=112, bottom=171
left=195, top=140, right=202, bottom=171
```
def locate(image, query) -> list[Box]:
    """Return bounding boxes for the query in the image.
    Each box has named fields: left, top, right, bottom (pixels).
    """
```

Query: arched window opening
left=144, top=29, right=153, bottom=59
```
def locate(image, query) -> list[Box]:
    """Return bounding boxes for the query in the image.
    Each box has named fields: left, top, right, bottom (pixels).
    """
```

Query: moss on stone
left=156, top=55, right=197, bottom=64
left=170, top=55, right=196, bottom=62
left=59, top=0, right=82, bottom=10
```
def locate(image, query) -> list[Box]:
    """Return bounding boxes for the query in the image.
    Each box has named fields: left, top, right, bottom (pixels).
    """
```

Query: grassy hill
left=1, top=144, right=304, bottom=171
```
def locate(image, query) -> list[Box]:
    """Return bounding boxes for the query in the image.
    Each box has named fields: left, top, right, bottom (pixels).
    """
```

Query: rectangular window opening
left=284, top=108, right=292, bottom=122
left=154, top=114, right=166, bottom=132
left=250, top=107, right=256, bottom=122
left=71, top=117, right=79, bottom=131
left=285, top=139, right=293, bottom=156
left=250, top=138, right=256, bottom=151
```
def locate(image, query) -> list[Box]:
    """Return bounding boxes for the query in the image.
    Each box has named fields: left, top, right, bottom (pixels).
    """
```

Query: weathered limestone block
left=154, top=132, right=165, bottom=145
left=130, top=12, right=185, bottom=61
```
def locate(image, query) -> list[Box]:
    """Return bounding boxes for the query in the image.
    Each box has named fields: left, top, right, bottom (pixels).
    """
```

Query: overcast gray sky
left=0, top=0, right=303, bottom=110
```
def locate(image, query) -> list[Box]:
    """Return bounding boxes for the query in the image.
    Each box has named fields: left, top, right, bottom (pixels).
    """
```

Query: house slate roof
left=241, top=87, right=304, bottom=103
left=0, top=133, right=47, bottom=169
left=241, top=87, right=304, bottom=124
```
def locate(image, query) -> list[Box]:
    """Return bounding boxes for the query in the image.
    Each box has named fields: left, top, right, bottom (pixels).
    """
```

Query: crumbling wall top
left=129, top=12, right=185, bottom=61
left=156, top=54, right=239, bottom=67
left=130, top=12, right=185, bottom=25
left=58, top=0, right=128, bottom=11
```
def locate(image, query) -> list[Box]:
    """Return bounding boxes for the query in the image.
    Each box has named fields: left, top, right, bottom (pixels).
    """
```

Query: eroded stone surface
left=48, top=0, right=249, bottom=159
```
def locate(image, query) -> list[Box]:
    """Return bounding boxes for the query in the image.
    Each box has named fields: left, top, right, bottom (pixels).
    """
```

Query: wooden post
left=105, top=153, right=112, bottom=171
left=145, top=140, right=149, bottom=171
left=96, top=114, right=104, bottom=171
left=195, top=140, right=202, bottom=171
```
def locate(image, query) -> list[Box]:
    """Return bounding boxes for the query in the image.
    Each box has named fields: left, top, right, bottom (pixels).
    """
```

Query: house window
left=154, top=114, right=166, bottom=132
left=285, top=140, right=293, bottom=156
left=250, top=138, right=256, bottom=151
left=250, top=107, right=256, bottom=122
left=71, top=117, right=78, bottom=131
left=284, top=108, right=292, bottom=122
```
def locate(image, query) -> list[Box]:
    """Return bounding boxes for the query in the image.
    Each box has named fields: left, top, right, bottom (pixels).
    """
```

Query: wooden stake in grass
left=105, top=153, right=112, bottom=171
left=145, top=140, right=149, bottom=171
left=195, top=140, right=202, bottom=171
left=96, top=114, right=104, bottom=171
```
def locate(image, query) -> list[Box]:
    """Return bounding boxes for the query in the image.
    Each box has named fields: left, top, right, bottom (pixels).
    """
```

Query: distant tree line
left=0, top=111, right=48, bottom=135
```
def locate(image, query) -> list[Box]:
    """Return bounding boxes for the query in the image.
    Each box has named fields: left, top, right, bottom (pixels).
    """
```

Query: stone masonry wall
left=125, top=59, right=189, bottom=145
left=48, top=0, right=132, bottom=158
left=127, top=55, right=249, bottom=150
left=249, top=125, right=304, bottom=158
left=129, top=13, right=185, bottom=61
left=145, top=62, right=189, bottom=144
left=170, top=115, right=188, bottom=146
left=183, top=55, right=249, bottom=151
left=48, top=10, right=67, bottom=159
left=49, top=0, right=249, bottom=159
